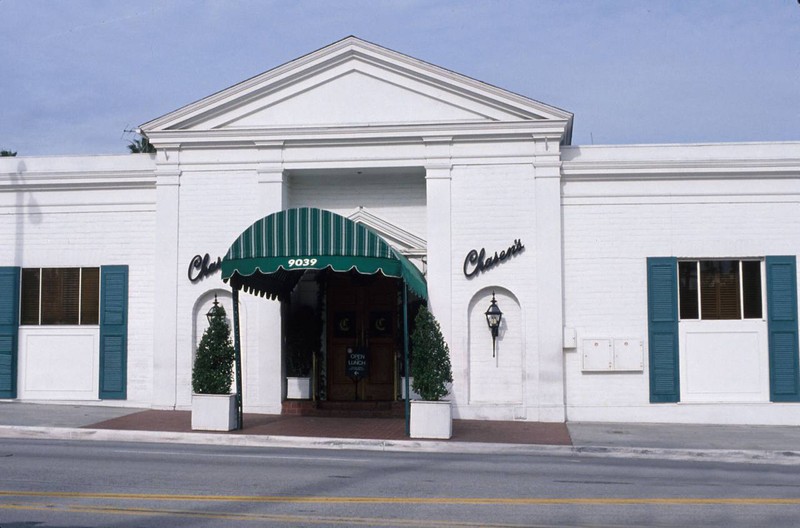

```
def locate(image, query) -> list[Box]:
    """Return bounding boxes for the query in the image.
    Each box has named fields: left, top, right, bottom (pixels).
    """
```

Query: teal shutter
left=647, top=257, right=680, bottom=403
left=766, top=256, right=800, bottom=402
left=99, top=265, right=128, bottom=399
left=0, top=267, right=20, bottom=399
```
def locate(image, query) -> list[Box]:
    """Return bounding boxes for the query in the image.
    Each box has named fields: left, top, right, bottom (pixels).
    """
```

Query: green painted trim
left=766, top=256, right=800, bottom=402
left=647, top=257, right=680, bottom=403
left=99, top=265, right=128, bottom=400
left=222, top=256, right=402, bottom=278
left=0, top=267, right=20, bottom=399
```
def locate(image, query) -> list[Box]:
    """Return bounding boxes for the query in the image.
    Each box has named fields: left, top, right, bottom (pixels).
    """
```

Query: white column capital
left=424, top=136, right=453, bottom=171
left=155, top=145, right=181, bottom=163
left=531, top=161, right=562, bottom=179
left=425, top=165, right=452, bottom=179
left=155, top=169, right=181, bottom=187
left=255, top=141, right=284, bottom=167
left=154, top=145, right=182, bottom=186
left=256, top=168, right=285, bottom=184
left=254, top=140, right=285, bottom=149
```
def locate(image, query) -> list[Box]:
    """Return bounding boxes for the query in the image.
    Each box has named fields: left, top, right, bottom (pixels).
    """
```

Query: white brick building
left=2, top=37, right=799, bottom=425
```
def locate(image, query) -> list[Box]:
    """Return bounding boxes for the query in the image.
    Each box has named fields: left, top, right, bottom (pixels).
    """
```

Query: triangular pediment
left=221, top=70, right=492, bottom=128
left=141, top=37, right=572, bottom=136
left=347, top=207, right=426, bottom=258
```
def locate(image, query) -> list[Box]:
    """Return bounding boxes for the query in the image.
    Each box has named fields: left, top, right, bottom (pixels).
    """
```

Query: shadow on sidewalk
left=86, top=410, right=572, bottom=445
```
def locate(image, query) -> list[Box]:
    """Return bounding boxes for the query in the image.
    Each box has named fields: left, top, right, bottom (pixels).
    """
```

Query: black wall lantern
left=484, top=291, right=503, bottom=357
left=206, top=295, right=223, bottom=324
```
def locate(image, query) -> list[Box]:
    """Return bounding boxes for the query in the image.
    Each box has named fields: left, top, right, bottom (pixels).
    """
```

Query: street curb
left=570, top=445, right=800, bottom=466
left=1, top=425, right=800, bottom=465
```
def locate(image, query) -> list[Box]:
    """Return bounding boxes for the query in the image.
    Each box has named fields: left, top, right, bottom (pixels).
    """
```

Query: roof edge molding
left=140, top=36, right=573, bottom=144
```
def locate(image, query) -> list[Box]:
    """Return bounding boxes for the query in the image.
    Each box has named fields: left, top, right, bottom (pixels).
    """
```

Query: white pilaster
left=424, top=138, right=453, bottom=345
left=252, top=144, right=285, bottom=413
left=533, top=150, right=566, bottom=422
left=152, top=147, right=181, bottom=408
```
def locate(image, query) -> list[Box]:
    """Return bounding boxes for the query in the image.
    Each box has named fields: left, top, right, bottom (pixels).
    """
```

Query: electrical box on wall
left=582, top=338, right=643, bottom=372
left=582, top=339, right=612, bottom=371
left=563, top=327, right=577, bottom=349
left=613, top=339, right=644, bottom=371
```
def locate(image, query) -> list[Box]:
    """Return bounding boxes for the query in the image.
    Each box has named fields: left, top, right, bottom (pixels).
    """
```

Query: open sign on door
left=346, top=347, right=368, bottom=381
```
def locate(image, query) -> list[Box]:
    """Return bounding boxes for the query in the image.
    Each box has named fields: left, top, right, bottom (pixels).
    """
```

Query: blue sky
left=1, top=0, right=798, bottom=156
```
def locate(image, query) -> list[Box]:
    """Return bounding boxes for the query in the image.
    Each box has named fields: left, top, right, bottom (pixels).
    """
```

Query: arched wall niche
left=467, top=287, right=524, bottom=405
left=191, top=288, right=247, bottom=390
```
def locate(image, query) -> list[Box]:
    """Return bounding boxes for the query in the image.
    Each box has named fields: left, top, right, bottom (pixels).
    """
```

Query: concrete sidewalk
left=1, top=402, right=799, bottom=465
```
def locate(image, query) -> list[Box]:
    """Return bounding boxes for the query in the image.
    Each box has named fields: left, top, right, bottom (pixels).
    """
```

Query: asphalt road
left=1, top=438, right=799, bottom=527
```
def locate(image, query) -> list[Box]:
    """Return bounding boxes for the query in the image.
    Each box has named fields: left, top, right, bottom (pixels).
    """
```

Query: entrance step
left=282, top=400, right=406, bottom=418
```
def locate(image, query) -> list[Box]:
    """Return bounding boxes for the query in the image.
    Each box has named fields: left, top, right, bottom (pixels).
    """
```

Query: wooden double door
left=326, top=273, right=398, bottom=401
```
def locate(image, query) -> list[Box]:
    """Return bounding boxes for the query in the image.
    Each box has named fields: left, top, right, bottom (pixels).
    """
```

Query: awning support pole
left=232, top=285, right=244, bottom=430
left=403, top=282, right=410, bottom=437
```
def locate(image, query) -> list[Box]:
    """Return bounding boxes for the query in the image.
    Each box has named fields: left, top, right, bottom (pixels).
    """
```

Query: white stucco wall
left=561, top=142, right=800, bottom=425
left=0, top=154, right=156, bottom=405
left=449, top=163, right=536, bottom=420
left=4, top=38, right=798, bottom=428
left=175, top=166, right=262, bottom=410
left=4, top=138, right=798, bottom=427
left=287, top=169, right=427, bottom=240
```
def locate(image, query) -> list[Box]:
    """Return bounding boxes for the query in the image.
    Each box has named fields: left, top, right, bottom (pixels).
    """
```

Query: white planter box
left=191, top=393, right=238, bottom=431
left=286, top=377, right=311, bottom=399
left=410, top=400, right=452, bottom=439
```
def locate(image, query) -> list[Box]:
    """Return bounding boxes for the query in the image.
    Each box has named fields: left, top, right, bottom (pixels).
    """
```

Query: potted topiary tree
left=285, top=305, right=321, bottom=399
left=409, top=305, right=454, bottom=439
left=191, top=296, right=237, bottom=431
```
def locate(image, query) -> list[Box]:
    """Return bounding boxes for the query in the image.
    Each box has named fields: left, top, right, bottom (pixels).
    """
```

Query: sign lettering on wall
left=188, top=253, right=222, bottom=283
left=463, top=239, right=524, bottom=278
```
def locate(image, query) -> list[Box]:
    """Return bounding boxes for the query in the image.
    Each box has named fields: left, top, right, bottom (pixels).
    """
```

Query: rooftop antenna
left=121, top=124, right=137, bottom=139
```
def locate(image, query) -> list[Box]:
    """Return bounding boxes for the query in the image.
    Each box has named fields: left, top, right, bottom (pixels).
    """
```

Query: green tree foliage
left=192, top=301, right=235, bottom=394
left=0, top=150, right=17, bottom=157
left=410, top=305, right=453, bottom=401
left=127, top=135, right=155, bottom=154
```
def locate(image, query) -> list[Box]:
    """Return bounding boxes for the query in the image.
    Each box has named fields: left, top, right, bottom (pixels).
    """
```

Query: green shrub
left=410, top=305, right=453, bottom=401
left=192, top=301, right=235, bottom=394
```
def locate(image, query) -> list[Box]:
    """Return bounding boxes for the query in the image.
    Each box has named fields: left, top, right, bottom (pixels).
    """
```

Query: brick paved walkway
left=87, top=410, right=572, bottom=445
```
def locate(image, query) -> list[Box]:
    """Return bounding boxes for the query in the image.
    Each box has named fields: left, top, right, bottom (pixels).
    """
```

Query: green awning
left=221, top=207, right=427, bottom=300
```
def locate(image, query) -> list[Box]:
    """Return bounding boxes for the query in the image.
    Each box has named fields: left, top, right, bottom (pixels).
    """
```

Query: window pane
left=41, top=268, right=80, bottom=325
left=20, top=269, right=40, bottom=325
left=700, top=260, right=741, bottom=320
left=678, top=261, right=699, bottom=319
left=742, top=261, right=762, bottom=319
left=80, top=268, right=100, bottom=325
